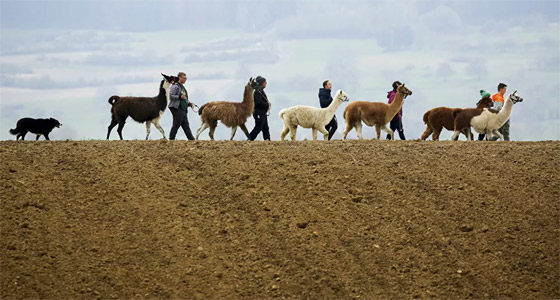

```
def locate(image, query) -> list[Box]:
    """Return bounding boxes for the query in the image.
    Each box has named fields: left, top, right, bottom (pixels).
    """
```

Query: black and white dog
left=9, top=118, right=62, bottom=140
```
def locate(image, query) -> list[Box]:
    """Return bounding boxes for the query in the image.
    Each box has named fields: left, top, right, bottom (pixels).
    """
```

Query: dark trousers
left=249, top=111, right=270, bottom=141
left=169, top=107, right=194, bottom=140
left=325, top=116, right=338, bottom=140
left=386, top=117, right=405, bottom=140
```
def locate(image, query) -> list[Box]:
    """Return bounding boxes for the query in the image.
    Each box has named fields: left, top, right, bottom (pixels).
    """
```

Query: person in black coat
left=318, top=80, right=337, bottom=140
left=249, top=76, right=271, bottom=141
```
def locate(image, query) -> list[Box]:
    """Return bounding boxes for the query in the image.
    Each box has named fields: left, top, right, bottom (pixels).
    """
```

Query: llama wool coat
left=169, top=83, right=189, bottom=110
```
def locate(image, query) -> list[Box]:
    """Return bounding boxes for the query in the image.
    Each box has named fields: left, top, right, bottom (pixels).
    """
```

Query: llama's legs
left=464, top=129, right=472, bottom=141
left=145, top=121, right=152, bottom=140
left=209, top=125, right=216, bottom=141
left=117, top=122, right=126, bottom=140
left=312, top=128, right=318, bottom=141
left=381, top=124, right=394, bottom=140
left=374, top=125, right=381, bottom=140
left=421, top=126, right=433, bottom=140
left=432, top=126, right=443, bottom=141
left=355, top=123, right=364, bottom=139
left=107, top=118, right=118, bottom=140
left=239, top=124, right=250, bottom=139
left=280, top=124, right=289, bottom=141
left=289, top=126, right=298, bottom=141
left=196, top=123, right=209, bottom=140
left=317, top=126, right=329, bottom=141
left=492, top=129, right=503, bottom=141
left=230, top=126, right=237, bottom=141
left=451, top=131, right=460, bottom=141
left=343, top=123, right=353, bottom=140
left=152, top=116, right=167, bottom=140
left=36, top=135, right=41, bottom=141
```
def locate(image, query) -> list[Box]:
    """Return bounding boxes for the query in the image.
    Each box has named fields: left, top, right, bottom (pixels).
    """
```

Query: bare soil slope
left=1, top=140, right=559, bottom=299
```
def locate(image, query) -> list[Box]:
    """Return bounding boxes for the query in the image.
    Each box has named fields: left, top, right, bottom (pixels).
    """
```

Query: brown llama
left=342, top=84, right=412, bottom=140
left=451, top=96, right=498, bottom=140
left=421, top=96, right=494, bottom=141
left=196, top=77, right=259, bottom=140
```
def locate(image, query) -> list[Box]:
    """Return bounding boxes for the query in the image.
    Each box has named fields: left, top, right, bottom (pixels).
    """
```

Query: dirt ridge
left=1, top=140, right=559, bottom=299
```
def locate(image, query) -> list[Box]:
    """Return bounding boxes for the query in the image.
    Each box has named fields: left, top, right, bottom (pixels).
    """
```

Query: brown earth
left=0, top=140, right=559, bottom=299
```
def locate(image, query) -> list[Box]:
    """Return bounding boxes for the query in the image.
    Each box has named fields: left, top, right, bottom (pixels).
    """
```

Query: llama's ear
left=513, top=90, right=517, bottom=95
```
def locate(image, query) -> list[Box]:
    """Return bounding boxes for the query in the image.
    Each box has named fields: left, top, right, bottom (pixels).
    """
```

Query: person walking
left=492, top=83, right=510, bottom=141
left=168, top=72, right=195, bottom=140
left=386, top=80, right=406, bottom=140
left=318, top=80, right=337, bottom=140
left=249, top=76, right=271, bottom=141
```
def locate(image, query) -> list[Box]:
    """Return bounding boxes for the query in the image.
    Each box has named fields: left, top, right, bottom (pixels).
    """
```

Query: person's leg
left=397, top=118, right=406, bottom=140
left=180, top=110, right=195, bottom=140
left=262, top=114, right=271, bottom=141
left=249, top=112, right=264, bottom=141
left=327, top=117, right=338, bottom=140
left=169, top=108, right=184, bottom=140
left=501, top=120, right=510, bottom=141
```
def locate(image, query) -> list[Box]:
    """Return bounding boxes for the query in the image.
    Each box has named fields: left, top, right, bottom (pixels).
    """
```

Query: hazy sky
left=1, top=0, right=559, bottom=141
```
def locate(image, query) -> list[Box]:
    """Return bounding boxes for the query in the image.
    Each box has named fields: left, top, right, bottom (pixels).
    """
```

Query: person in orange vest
left=492, top=83, right=509, bottom=141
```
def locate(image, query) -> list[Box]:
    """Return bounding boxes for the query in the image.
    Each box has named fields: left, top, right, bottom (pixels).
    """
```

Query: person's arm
left=169, top=84, right=181, bottom=101
left=254, top=91, right=268, bottom=109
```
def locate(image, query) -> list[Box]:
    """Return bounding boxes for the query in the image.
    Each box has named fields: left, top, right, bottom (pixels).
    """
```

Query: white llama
left=279, top=90, right=349, bottom=141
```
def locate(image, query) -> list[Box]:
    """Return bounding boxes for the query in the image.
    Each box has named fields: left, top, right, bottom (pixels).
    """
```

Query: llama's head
left=335, top=90, right=349, bottom=102
left=397, top=84, right=412, bottom=99
left=508, top=90, right=523, bottom=104
left=248, top=77, right=259, bottom=89
left=476, top=96, right=493, bottom=108
left=161, top=73, right=175, bottom=103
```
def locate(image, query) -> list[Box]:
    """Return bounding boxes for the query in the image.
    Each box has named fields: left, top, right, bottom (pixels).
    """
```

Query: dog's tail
left=9, top=128, right=18, bottom=135
left=198, top=103, right=207, bottom=116
left=108, top=95, right=120, bottom=105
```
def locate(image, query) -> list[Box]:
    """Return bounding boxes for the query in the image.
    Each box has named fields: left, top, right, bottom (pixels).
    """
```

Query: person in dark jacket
left=318, top=80, right=337, bottom=140
left=169, top=71, right=195, bottom=140
left=249, top=76, right=271, bottom=141
left=386, top=80, right=406, bottom=140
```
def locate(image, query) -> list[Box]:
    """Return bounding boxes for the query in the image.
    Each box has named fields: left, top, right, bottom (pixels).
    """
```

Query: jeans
left=169, top=107, right=194, bottom=140
left=325, top=116, right=338, bottom=140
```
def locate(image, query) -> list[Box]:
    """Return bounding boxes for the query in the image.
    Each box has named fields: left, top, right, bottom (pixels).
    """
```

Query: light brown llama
left=342, top=84, right=412, bottom=140
left=421, top=96, right=494, bottom=141
left=196, top=78, right=259, bottom=140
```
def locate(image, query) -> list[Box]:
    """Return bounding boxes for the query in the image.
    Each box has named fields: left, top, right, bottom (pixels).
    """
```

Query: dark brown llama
left=421, top=96, right=494, bottom=140
left=106, top=74, right=175, bottom=140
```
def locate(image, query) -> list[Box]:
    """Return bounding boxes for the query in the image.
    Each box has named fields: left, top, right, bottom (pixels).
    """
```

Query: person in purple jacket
left=386, top=80, right=406, bottom=140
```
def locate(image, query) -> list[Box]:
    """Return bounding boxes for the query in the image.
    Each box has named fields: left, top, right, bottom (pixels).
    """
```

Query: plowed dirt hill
left=1, top=140, right=559, bottom=299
